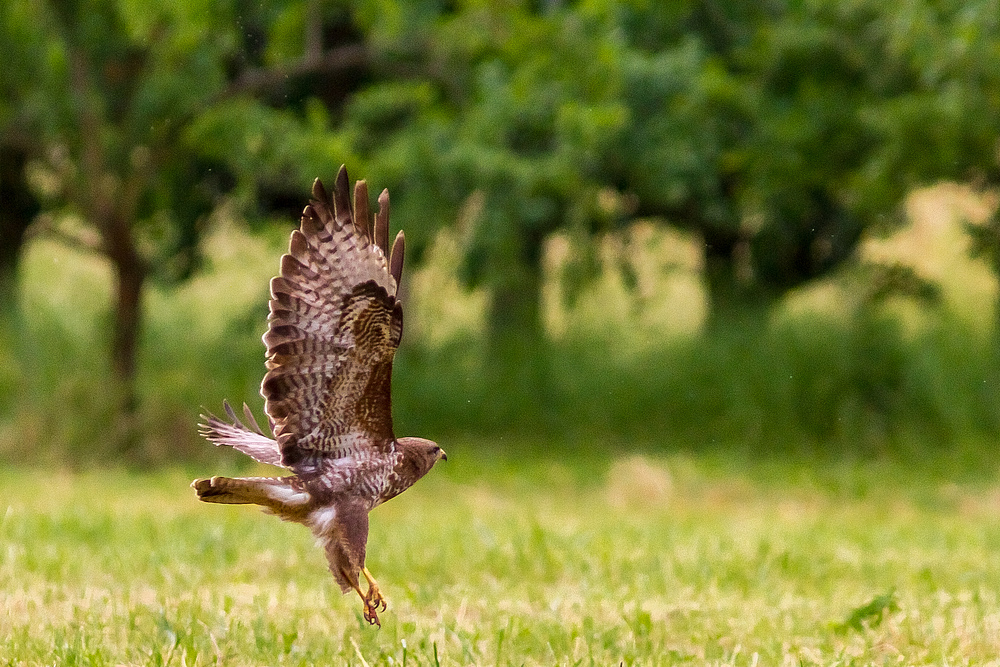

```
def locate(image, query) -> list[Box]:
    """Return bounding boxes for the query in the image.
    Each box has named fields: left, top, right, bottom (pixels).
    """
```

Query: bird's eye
left=431, top=446, right=440, bottom=454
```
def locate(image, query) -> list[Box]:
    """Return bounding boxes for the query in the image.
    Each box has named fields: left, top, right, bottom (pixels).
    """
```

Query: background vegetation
left=2, top=0, right=999, bottom=465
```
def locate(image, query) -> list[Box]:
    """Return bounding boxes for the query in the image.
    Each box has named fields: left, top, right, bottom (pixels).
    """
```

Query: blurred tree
left=345, top=3, right=629, bottom=346
left=3, top=0, right=997, bottom=451
left=604, top=0, right=1000, bottom=327
left=346, top=0, right=1000, bottom=337
left=0, top=0, right=369, bottom=451
left=604, top=3, right=885, bottom=325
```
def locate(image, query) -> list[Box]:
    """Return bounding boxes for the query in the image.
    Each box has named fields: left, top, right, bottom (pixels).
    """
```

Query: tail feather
left=199, top=400, right=284, bottom=467
left=192, top=476, right=311, bottom=519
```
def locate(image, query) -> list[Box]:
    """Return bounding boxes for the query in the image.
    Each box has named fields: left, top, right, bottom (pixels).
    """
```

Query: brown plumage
left=192, top=165, right=446, bottom=627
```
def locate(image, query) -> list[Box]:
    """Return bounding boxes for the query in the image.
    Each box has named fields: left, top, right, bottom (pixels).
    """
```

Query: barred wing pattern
left=261, top=166, right=406, bottom=477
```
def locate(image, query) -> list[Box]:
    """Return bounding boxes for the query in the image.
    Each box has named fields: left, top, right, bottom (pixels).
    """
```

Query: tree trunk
left=111, top=252, right=146, bottom=394
left=487, top=263, right=543, bottom=348
left=484, top=257, right=549, bottom=429
left=0, top=228, right=26, bottom=314
left=701, top=227, right=776, bottom=334
left=101, top=212, right=148, bottom=455
left=0, top=146, right=39, bottom=312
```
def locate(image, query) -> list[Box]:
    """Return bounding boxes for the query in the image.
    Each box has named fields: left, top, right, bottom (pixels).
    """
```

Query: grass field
left=4, top=449, right=1000, bottom=665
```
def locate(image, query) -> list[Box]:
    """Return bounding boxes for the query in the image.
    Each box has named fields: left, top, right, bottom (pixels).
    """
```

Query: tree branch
left=304, top=0, right=323, bottom=64
left=144, top=42, right=371, bottom=156
left=28, top=214, right=104, bottom=255
left=220, top=43, right=370, bottom=101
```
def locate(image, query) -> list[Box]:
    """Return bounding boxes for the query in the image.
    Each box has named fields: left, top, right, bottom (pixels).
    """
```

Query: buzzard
left=192, top=165, right=446, bottom=627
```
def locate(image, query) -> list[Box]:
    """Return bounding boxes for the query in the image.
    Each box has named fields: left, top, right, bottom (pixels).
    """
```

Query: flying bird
left=192, top=165, right=446, bottom=627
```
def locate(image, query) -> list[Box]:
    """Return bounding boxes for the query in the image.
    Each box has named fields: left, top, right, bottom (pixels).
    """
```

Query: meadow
left=4, top=450, right=1000, bottom=665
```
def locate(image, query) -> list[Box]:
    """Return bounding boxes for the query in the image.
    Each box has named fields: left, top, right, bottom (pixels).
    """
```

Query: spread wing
left=260, top=165, right=406, bottom=477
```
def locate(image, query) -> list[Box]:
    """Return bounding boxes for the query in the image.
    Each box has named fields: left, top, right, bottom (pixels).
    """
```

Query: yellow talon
left=344, top=568, right=383, bottom=628
left=362, top=567, right=387, bottom=614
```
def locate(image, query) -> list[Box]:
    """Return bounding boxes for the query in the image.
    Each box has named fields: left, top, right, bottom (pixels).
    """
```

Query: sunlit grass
left=4, top=452, right=1000, bottom=665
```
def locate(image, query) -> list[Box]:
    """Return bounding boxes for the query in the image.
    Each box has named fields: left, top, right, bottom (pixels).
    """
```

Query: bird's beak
left=439, top=449, right=448, bottom=462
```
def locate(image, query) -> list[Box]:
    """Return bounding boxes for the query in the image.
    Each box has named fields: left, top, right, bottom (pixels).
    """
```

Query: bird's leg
left=343, top=568, right=382, bottom=628
left=362, top=567, right=387, bottom=615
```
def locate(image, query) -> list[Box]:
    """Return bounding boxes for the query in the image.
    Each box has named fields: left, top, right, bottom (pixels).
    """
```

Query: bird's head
left=396, top=436, right=447, bottom=479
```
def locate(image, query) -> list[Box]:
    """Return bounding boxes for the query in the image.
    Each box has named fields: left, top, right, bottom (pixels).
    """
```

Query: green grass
left=4, top=450, right=1000, bottom=665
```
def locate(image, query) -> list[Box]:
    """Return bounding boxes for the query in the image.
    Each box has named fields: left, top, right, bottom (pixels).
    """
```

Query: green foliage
left=345, top=0, right=1000, bottom=331
left=2, top=0, right=356, bottom=278
left=2, top=0, right=1000, bottom=463
left=4, top=457, right=1000, bottom=664
left=346, top=2, right=634, bottom=336
left=0, top=0, right=375, bottom=409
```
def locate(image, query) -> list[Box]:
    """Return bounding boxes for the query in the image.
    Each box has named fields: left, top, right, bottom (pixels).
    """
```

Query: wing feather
left=260, top=165, right=404, bottom=476
left=389, top=230, right=405, bottom=289
left=199, top=401, right=284, bottom=467
left=375, top=189, right=390, bottom=255
left=354, top=180, right=371, bottom=242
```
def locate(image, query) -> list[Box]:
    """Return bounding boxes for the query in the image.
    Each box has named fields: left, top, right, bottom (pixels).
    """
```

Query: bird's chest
left=315, top=452, right=397, bottom=507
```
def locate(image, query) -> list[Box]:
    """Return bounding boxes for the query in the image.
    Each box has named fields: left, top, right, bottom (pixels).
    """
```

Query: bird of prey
left=192, top=165, right=446, bottom=627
